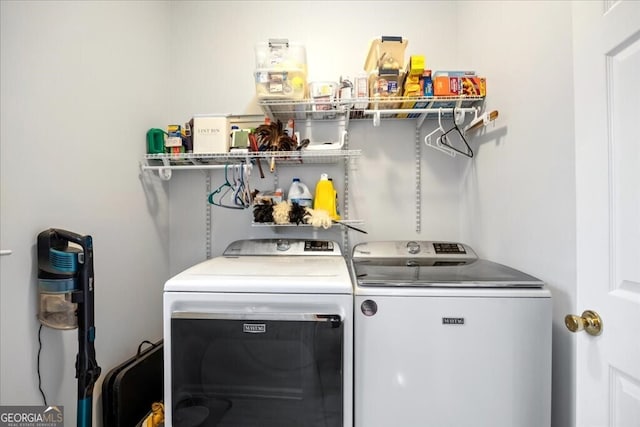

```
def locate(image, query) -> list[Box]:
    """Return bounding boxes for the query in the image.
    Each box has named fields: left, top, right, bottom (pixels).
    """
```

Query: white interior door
left=573, top=1, right=640, bottom=426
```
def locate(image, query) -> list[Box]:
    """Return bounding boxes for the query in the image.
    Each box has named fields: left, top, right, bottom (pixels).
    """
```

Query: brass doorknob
left=564, top=310, right=602, bottom=336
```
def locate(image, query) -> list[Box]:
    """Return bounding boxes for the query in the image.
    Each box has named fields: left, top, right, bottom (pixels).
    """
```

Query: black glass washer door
left=171, top=313, right=343, bottom=427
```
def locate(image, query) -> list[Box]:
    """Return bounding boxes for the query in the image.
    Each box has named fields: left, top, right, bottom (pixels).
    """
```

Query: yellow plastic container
left=313, top=174, right=340, bottom=220
left=364, top=36, right=408, bottom=72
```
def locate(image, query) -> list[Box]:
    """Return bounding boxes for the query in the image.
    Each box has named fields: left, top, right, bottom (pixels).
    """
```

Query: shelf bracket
left=373, top=111, right=381, bottom=127
left=415, top=122, right=422, bottom=234
left=206, top=173, right=212, bottom=260
left=159, top=158, right=172, bottom=181
left=416, top=112, right=429, bottom=129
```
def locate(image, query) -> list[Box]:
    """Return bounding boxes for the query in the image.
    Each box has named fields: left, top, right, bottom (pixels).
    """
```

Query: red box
left=434, top=76, right=461, bottom=96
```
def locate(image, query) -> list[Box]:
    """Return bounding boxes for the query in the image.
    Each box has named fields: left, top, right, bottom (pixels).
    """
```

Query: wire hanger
left=233, top=163, right=253, bottom=208
left=439, top=107, right=474, bottom=158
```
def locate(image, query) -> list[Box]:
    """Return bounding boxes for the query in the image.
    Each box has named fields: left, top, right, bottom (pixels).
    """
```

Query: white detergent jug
left=287, top=178, right=313, bottom=207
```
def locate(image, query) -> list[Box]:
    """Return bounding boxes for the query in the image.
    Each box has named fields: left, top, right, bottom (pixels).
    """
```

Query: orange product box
left=434, top=76, right=461, bottom=96
left=461, top=76, right=486, bottom=96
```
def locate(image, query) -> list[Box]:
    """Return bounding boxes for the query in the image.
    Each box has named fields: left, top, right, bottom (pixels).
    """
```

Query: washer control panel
left=352, top=241, right=476, bottom=260
left=433, top=242, right=466, bottom=254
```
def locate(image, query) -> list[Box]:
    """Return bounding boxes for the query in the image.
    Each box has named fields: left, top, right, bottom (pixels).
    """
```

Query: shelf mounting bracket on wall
left=415, top=121, right=422, bottom=233
left=159, top=158, right=172, bottom=181
left=372, top=111, right=381, bottom=127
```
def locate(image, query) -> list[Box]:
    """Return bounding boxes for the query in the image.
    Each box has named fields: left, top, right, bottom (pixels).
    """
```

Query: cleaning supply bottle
left=314, top=173, right=340, bottom=220
left=287, top=178, right=313, bottom=207
left=329, top=177, right=340, bottom=218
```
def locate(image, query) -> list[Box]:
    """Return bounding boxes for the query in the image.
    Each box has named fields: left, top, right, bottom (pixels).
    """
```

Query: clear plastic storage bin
left=255, top=39, right=307, bottom=100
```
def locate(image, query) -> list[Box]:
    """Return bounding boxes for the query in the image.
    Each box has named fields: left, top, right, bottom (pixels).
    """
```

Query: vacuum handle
left=51, top=228, right=92, bottom=251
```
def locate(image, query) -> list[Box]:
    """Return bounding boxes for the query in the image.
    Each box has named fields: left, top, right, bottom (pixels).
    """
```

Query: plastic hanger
left=424, top=108, right=446, bottom=147
left=424, top=109, right=458, bottom=157
left=208, top=164, right=245, bottom=209
left=233, top=164, right=253, bottom=208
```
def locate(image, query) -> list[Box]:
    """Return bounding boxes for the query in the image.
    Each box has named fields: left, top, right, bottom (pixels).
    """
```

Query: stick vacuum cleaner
left=37, top=228, right=101, bottom=427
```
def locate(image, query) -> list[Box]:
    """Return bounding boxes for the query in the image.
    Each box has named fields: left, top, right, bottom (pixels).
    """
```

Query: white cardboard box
left=192, top=115, right=230, bottom=154
left=192, top=114, right=266, bottom=154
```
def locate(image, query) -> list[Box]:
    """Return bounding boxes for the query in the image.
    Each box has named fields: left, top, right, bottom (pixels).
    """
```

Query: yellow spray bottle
left=314, top=173, right=340, bottom=220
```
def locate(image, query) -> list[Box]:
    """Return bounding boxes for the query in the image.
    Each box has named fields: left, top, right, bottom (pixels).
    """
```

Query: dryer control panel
left=224, top=239, right=342, bottom=256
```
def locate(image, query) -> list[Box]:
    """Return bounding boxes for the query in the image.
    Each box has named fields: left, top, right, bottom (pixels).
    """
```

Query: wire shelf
left=259, top=95, right=485, bottom=122
left=251, top=219, right=365, bottom=233
left=142, top=149, right=361, bottom=168
left=252, top=219, right=363, bottom=227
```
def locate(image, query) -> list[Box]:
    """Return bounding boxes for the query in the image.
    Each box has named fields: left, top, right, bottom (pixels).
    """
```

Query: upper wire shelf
left=259, top=95, right=485, bottom=122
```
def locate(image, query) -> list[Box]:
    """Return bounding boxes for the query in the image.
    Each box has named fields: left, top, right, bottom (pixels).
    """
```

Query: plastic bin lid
left=364, top=36, right=408, bottom=72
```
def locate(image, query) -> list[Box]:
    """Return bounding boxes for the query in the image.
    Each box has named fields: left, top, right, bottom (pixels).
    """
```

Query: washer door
left=354, top=294, right=551, bottom=427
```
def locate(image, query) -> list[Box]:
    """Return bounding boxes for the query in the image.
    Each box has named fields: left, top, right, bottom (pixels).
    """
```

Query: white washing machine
left=163, top=239, right=353, bottom=427
left=351, top=241, right=552, bottom=427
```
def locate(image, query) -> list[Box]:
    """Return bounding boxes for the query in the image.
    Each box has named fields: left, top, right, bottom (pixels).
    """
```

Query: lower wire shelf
left=251, top=219, right=365, bottom=232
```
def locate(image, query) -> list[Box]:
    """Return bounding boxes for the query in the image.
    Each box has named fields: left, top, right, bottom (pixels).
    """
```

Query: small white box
left=192, top=115, right=230, bottom=154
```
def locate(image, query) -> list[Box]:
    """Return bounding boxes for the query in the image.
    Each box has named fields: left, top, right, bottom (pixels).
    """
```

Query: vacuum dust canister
left=37, top=230, right=81, bottom=329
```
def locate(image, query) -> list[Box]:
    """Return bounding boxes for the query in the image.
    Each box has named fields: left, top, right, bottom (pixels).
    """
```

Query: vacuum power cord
left=37, top=324, right=48, bottom=406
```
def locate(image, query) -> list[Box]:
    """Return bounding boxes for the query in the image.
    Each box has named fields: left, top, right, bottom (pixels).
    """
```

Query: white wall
left=0, top=1, right=171, bottom=424
left=456, top=3, right=576, bottom=427
left=163, top=2, right=577, bottom=427
left=0, top=1, right=576, bottom=427
left=164, top=0, right=465, bottom=273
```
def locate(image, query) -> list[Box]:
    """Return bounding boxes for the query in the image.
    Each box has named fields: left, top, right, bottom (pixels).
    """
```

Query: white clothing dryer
left=164, top=239, right=353, bottom=427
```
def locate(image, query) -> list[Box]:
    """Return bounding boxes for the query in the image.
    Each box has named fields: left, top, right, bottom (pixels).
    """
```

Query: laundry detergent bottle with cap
left=313, top=173, right=340, bottom=220
left=287, top=178, right=313, bottom=207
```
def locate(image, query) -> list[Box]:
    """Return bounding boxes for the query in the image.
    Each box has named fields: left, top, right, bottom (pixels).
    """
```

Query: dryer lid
left=164, top=239, right=351, bottom=294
